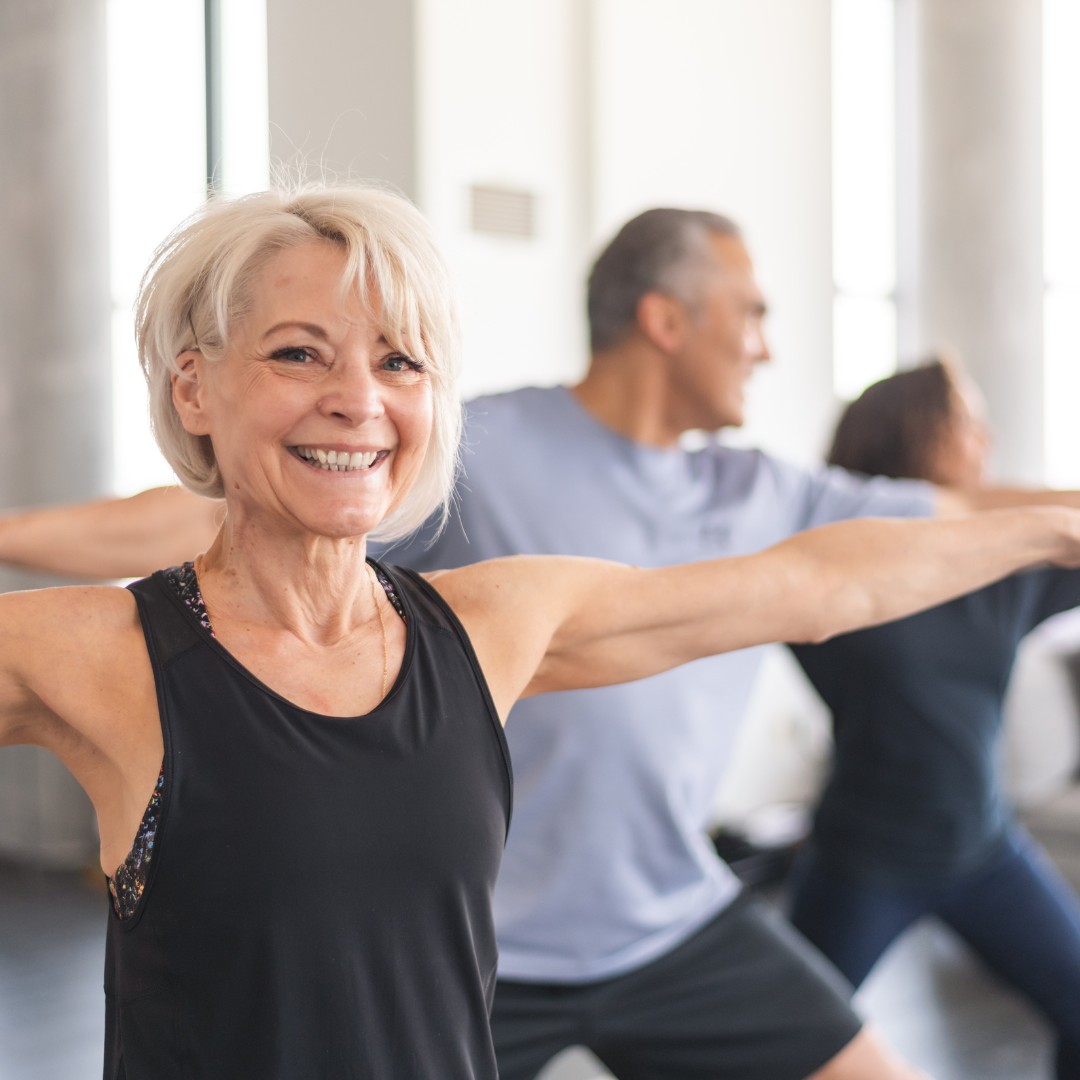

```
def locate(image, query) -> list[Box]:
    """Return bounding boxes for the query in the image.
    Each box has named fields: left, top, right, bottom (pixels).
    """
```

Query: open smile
left=291, top=446, right=389, bottom=473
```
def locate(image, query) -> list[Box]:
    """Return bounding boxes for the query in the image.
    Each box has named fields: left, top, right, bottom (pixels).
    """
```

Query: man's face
left=668, top=234, right=770, bottom=432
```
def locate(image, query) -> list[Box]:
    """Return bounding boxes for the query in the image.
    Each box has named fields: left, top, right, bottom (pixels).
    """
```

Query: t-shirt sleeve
left=784, top=461, right=937, bottom=530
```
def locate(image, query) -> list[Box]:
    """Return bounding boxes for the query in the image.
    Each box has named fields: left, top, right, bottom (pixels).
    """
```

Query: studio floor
left=2, top=791, right=1078, bottom=1080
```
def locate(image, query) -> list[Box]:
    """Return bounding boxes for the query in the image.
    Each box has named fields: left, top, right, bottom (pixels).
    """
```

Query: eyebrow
left=261, top=321, right=330, bottom=342
left=260, top=321, right=391, bottom=347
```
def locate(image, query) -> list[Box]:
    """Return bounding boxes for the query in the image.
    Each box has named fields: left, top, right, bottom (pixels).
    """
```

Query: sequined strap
left=372, top=564, right=407, bottom=622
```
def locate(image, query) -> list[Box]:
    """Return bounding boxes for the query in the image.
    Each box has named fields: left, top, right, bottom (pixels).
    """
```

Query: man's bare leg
left=809, top=1026, right=933, bottom=1080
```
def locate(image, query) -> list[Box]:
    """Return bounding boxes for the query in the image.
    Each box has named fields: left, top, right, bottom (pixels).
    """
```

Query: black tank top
left=104, top=561, right=512, bottom=1079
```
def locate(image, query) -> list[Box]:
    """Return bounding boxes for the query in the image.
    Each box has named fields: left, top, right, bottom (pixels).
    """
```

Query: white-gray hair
left=136, top=184, right=462, bottom=542
left=586, top=208, right=741, bottom=352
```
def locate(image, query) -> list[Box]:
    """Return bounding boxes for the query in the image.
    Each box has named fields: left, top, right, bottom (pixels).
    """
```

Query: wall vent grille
left=469, top=184, right=536, bottom=239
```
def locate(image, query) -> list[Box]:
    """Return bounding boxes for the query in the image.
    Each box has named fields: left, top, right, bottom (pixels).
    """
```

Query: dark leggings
left=789, top=826, right=1080, bottom=1080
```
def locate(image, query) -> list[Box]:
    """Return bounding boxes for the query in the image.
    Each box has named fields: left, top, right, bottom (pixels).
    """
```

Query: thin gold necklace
left=367, top=563, right=389, bottom=698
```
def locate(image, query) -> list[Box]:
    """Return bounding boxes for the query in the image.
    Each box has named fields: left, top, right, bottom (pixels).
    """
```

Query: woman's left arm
left=434, top=507, right=1080, bottom=719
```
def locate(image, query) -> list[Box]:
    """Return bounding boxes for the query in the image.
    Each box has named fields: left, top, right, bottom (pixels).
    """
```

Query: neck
left=572, top=346, right=697, bottom=448
left=195, top=509, right=374, bottom=645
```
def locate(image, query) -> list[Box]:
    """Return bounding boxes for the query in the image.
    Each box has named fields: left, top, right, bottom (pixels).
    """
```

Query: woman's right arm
left=0, top=586, right=160, bottom=875
left=0, top=486, right=221, bottom=580
left=0, top=586, right=147, bottom=754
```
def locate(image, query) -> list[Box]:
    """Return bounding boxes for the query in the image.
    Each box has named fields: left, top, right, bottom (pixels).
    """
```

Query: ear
left=171, top=350, right=213, bottom=436
left=635, top=292, right=686, bottom=354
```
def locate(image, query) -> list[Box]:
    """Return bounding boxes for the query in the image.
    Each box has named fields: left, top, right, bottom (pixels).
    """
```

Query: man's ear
left=635, top=292, right=686, bottom=354
left=171, top=351, right=213, bottom=435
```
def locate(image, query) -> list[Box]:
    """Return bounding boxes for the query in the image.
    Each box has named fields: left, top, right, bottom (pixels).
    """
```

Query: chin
left=298, top=503, right=390, bottom=542
left=711, top=405, right=744, bottom=430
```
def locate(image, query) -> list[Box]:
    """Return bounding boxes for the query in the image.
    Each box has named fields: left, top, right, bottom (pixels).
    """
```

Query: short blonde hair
left=136, top=184, right=462, bottom=541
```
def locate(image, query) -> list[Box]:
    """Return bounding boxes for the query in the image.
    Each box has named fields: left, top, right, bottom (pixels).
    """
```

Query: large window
left=831, top=0, right=897, bottom=401
left=1043, top=0, right=1080, bottom=486
left=107, top=0, right=268, bottom=494
left=213, top=0, right=270, bottom=196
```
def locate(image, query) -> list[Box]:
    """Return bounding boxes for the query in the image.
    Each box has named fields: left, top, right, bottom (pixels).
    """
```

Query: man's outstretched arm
left=0, top=486, right=221, bottom=580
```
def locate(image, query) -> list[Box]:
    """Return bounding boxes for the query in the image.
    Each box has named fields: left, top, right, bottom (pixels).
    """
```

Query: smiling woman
left=169, top=240, right=436, bottom=544
left=138, top=188, right=462, bottom=541
left=5, top=184, right=1080, bottom=1080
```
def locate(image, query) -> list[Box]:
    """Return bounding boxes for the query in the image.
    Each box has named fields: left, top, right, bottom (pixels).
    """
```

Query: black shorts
left=492, top=891, right=862, bottom=1080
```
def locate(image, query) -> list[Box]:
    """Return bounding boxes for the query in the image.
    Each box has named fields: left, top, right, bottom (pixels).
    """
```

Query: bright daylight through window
left=107, top=0, right=268, bottom=495
left=831, top=0, right=897, bottom=402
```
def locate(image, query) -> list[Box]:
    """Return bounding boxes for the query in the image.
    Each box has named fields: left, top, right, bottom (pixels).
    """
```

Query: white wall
left=590, top=0, right=837, bottom=464
left=415, top=0, right=592, bottom=398
left=266, top=0, right=416, bottom=195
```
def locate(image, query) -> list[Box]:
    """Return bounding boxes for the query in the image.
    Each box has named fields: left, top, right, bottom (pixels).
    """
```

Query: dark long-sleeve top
left=791, top=568, right=1080, bottom=885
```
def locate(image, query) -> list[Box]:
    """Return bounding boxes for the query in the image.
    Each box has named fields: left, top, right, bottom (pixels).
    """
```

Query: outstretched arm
left=0, top=486, right=221, bottom=579
left=437, top=506, right=1080, bottom=719
left=936, top=484, right=1080, bottom=515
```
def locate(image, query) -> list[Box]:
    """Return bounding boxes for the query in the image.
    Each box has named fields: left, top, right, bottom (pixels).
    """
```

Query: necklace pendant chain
left=367, top=563, right=390, bottom=698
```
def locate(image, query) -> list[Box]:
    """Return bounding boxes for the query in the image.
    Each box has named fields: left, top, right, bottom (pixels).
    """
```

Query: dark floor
left=0, top=864, right=107, bottom=1080
left=2, top=792, right=1078, bottom=1080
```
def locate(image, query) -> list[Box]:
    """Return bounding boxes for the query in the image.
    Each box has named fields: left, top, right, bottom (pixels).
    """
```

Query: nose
left=745, top=320, right=771, bottom=364
left=316, top=359, right=385, bottom=425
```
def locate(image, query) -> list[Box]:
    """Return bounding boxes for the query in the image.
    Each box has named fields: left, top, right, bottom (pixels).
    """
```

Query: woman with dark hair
left=826, top=358, right=988, bottom=486
left=790, top=358, right=1080, bottom=1080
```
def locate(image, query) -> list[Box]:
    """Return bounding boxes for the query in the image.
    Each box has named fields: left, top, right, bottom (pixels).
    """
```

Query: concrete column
left=266, top=0, right=417, bottom=198
left=0, top=0, right=112, bottom=866
left=897, top=0, right=1044, bottom=482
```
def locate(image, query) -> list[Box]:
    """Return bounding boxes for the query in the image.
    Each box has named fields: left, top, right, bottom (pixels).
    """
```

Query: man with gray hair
left=4, top=206, right=1059, bottom=1077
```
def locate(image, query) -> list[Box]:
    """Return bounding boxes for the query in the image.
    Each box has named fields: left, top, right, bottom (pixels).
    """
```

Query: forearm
left=936, top=484, right=1080, bottom=515
left=0, top=486, right=221, bottom=580
left=787, top=506, right=1080, bottom=641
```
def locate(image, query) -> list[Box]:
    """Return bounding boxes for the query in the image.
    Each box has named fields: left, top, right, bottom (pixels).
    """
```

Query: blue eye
left=270, top=346, right=316, bottom=364
left=383, top=353, right=424, bottom=373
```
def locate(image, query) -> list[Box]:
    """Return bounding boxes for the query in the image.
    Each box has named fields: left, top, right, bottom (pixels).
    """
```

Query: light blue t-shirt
left=382, top=386, right=935, bottom=982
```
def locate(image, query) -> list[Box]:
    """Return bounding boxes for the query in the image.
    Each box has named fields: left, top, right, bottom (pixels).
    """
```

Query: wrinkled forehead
left=234, top=239, right=400, bottom=346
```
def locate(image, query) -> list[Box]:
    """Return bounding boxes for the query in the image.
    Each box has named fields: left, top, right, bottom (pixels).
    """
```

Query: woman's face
left=926, top=374, right=991, bottom=488
left=173, top=239, right=434, bottom=540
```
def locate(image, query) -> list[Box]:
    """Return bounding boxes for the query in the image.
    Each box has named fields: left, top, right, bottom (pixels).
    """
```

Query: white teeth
left=297, top=447, right=380, bottom=472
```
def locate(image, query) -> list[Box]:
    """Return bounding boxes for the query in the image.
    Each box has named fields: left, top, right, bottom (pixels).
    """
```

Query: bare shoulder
left=422, top=555, right=642, bottom=634
left=419, top=556, right=628, bottom=719
left=0, top=584, right=146, bottom=748
left=0, top=582, right=141, bottom=647
left=422, top=554, right=615, bottom=605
